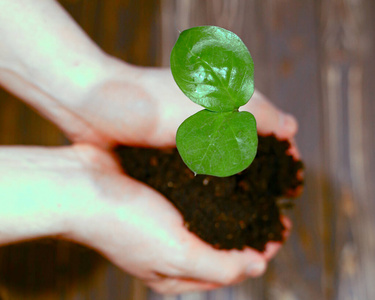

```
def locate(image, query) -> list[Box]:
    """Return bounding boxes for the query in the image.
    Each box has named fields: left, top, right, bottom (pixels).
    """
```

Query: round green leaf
left=170, top=26, right=254, bottom=112
left=176, top=109, right=258, bottom=177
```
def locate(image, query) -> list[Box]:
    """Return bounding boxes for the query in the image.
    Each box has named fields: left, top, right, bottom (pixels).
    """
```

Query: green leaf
left=170, top=26, right=254, bottom=112
left=176, top=109, right=258, bottom=177
left=171, top=26, right=258, bottom=177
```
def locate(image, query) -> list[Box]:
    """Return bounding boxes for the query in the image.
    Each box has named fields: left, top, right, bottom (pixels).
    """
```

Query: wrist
left=57, top=144, right=122, bottom=245
left=0, top=145, right=100, bottom=246
left=0, top=0, right=118, bottom=113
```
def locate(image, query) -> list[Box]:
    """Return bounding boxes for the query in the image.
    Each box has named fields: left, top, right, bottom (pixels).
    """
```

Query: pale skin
left=0, top=0, right=300, bottom=295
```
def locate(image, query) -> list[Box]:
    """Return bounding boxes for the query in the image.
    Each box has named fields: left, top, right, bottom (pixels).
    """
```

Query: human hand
left=65, top=144, right=291, bottom=295
left=0, top=141, right=290, bottom=295
left=53, top=58, right=302, bottom=197
left=48, top=58, right=299, bottom=154
left=0, top=2, right=299, bottom=293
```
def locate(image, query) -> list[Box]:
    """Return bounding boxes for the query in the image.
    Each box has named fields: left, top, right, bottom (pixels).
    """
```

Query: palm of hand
left=58, top=64, right=298, bottom=294
left=69, top=144, right=285, bottom=294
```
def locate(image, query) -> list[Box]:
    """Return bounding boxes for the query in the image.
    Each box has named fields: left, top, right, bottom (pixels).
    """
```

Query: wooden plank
left=0, top=91, right=22, bottom=145
left=0, top=92, right=64, bottom=146
left=319, top=0, right=375, bottom=299
left=257, top=1, right=325, bottom=299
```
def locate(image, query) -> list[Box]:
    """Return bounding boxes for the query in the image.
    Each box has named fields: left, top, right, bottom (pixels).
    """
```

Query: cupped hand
left=53, top=59, right=300, bottom=294
left=57, top=58, right=299, bottom=155
left=66, top=144, right=290, bottom=295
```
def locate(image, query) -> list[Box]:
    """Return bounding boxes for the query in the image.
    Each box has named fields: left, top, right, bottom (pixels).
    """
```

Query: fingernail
left=246, top=261, right=267, bottom=277
left=280, top=114, right=298, bottom=136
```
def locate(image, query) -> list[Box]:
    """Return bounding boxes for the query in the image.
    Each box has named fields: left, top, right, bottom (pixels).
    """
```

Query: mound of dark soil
left=115, top=135, right=303, bottom=252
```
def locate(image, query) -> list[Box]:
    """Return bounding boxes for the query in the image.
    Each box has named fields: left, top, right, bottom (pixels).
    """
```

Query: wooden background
left=1, top=0, right=375, bottom=299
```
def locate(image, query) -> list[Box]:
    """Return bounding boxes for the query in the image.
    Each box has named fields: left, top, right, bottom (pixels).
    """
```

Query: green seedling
left=171, top=26, right=257, bottom=177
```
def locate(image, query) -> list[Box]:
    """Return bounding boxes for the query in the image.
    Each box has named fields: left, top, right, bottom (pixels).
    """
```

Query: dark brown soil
left=114, top=135, right=303, bottom=252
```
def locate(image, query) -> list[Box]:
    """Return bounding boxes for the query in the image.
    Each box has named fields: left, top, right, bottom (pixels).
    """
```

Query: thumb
left=244, top=90, right=298, bottom=140
left=168, top=230, right=268, bottom=285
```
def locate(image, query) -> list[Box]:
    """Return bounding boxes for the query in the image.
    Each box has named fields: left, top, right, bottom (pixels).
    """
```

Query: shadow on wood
left=0, top=239, right=106, bottom=295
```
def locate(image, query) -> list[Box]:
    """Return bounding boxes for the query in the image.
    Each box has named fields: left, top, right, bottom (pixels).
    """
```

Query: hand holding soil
left=35, top=57, right=299, bottom=153
left=63, top=61, right=301, bottom=295
left=0, top=1, right=302, bottom=294
left=65, top=144, right=292, bottom=295
left=0, top=56, right=301, bottom=294
left=45, top=59, right=301, bottom=294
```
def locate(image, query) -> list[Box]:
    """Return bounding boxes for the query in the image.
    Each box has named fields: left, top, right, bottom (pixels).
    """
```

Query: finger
left=146, top=277, right=221, bottom=295
left=283, top=139, right=304, bottom=196
left=280, top=215, right=293, bottom=236
left=263, top=215, right=292, bottom=261
left=263, top=242, right=282, bottom=261
left=244, top=90, right=298, bottom=140
left=287, top=138, right=301, bottom=159
left=289, top=168, right=304, bottom=197
left=172, top=236, right=268, bottom=285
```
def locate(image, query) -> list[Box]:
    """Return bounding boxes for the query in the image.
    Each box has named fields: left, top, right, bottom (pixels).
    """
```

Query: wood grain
left=320, top=0, right=375, bottom=299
